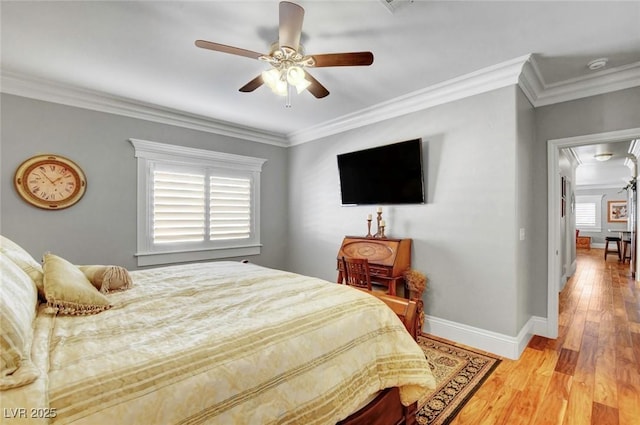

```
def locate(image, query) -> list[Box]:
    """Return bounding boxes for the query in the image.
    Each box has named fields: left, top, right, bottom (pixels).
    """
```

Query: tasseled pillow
left=78, top=265, right=133, bottom=293
left=42, top=253, right=112, bottom=315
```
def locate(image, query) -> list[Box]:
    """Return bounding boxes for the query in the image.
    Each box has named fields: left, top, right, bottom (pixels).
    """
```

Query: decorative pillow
left=0, top=253, right=40, bottom=390
left=78, top=265, right=133, bottom=293
left=0, top=235, right=44, bottom=297
left=43, top=253, right=112, bottom=315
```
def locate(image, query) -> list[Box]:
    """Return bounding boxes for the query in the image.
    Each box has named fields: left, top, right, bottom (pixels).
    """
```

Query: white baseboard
left=559, top=273, right=568, bottom=292
left=569, top=259, right=577, bottom=276
left=560, top=259, right=577, bottom=291
left=422, top=315, right=548, bottom=360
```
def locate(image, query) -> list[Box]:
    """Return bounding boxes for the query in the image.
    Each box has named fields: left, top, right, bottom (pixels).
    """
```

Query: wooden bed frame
left=337, top=292, right=423, bottom=425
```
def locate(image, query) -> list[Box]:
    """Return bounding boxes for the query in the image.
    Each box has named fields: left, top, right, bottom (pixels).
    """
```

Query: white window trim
left=130, top=138, right=267, bottom=267
left=575, top=194, right=603, bottom=233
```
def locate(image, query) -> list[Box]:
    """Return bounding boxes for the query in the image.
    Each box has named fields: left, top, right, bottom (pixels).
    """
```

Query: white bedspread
left=1, top=261, right=435, bottom=424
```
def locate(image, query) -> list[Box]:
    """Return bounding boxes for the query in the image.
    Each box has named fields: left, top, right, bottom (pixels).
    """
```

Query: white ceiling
left=2, top=1, right=640, bottom=144
left=571, top=140, right=635, bottom=188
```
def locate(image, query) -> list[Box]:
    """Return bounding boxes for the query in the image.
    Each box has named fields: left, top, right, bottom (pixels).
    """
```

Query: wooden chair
left=622, top=238, right=632, bottom=263
left=604, top=236, right=622, bottom=261
left=342, top=257, right=372, bottom=290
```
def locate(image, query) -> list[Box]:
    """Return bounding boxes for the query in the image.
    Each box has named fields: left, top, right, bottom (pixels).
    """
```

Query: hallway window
left=575, top=195, right=602, bottom=232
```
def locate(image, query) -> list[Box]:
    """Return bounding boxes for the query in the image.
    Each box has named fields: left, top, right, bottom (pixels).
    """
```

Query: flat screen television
left=337, top=139, right=425, bottom=205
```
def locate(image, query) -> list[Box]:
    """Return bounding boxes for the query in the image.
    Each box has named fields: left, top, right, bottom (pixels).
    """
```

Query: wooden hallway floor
left=447, top=248, right=640, bottom=425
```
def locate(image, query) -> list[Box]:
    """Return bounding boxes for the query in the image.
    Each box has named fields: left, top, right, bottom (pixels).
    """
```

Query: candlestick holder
left=366, top=218, right=373, bottom=238
left=374, top=211, right=383, bottom=238
left=379, top=225, right=386, bottom=239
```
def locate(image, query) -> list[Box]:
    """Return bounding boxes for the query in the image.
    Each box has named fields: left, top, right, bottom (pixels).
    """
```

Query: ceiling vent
left=587, top=58, right=608, bottom=71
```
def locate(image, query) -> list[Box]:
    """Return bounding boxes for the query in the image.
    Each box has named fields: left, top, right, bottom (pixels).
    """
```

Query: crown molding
left=287, top=54, right=532, bottom=145
left=2, top=55, right=639, bottom=148
left=575, top=183, right=627, bottom=191
left=565, top=147, right=582, bottom=166
left=0, top=70, right=288, bottom=147
left=292, top=55, right=640, bottom=144
left=520, top=58, right=640, bottom=107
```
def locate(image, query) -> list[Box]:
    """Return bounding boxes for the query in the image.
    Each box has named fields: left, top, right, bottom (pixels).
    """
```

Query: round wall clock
left=14, top=154, right=87, bottom=210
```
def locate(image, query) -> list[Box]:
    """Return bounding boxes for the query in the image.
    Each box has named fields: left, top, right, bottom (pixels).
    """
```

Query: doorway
left=547, top=127, right=640, bottom=339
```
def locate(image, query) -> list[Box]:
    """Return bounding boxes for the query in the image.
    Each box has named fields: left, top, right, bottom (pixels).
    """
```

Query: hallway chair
left=622, top=238, right=632, bottom=263
left=604, top=236, right=622, bottom=261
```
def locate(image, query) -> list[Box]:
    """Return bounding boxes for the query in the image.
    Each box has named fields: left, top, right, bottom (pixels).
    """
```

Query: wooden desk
left=336, top=236, right=411, bottom=296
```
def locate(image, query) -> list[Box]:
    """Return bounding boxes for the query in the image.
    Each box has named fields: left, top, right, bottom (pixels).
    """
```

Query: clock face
left=14, top=155, right=86, bottom=210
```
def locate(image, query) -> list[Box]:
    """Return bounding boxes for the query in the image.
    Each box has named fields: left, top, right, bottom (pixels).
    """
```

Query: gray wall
left=516, top=88, right=536, bottom=332
left=3, top=84, right=638, bottom=342
left=575, top=187, right=630, bottom=245
left=531, top=86, right=640, bottom=317
left=288, top=86, right=524, bottom=336
left=0, top=94, right=289, bottom=270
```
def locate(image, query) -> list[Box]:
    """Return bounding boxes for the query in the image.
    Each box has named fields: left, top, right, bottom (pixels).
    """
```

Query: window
left=131, top=139, right=266, bottom=266
left=575, top=195, right=603, bottom=232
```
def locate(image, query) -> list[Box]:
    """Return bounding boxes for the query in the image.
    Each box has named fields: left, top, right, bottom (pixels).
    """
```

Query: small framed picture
left=607, top=200, right=628, bottom=222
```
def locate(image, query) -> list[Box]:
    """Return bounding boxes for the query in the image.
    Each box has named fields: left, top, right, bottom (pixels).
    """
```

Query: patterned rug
left=415, top=334, right=502, bottom=425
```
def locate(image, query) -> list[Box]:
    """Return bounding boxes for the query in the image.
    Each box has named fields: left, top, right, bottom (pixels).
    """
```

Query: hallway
left=449, top=248, right=640, bottom=425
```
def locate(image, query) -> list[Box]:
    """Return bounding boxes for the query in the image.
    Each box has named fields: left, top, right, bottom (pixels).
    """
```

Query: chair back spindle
left=342, top=257, right=372, bottom=290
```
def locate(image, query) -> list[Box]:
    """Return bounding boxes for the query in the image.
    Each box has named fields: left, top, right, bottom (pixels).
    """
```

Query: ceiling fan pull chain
left=285, top=84, right=292, bottom=108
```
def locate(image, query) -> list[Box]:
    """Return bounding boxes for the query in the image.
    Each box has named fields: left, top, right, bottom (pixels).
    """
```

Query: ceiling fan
left=195, top=1, right=374, bottom=101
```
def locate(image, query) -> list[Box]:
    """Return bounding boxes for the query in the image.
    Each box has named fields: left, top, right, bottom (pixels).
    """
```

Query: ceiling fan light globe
left=262, top=68, right=281, bottom=88
left=294, top=78, right=311, bottom=94
left=273, top=79, right=288, bottom=96
left=286, top=66, right=305, bottom=85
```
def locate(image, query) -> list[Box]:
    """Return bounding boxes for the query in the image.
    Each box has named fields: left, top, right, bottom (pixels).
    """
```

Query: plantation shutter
left=209, top=175, right=251, bottom=240
left=152, top=170, right=206, bottom=244
left=575, top=202, right=596, bottom=227
left=131, top=139, right=266, bottom=266
left=574, top=195, right=603, bottom=232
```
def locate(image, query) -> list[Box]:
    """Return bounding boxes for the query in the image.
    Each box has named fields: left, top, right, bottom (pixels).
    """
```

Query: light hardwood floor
left=447, top=247, right=640, bottom=425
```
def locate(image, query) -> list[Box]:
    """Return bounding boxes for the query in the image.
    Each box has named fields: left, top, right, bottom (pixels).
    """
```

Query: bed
left=1, top=236, right=435, bottom=425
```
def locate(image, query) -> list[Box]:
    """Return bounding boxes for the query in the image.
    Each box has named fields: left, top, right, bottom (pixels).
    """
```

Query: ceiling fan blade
left=279, top=1, right=304, bottom=50
left=304, top=71, right=330, bottom=98
left=195, top=40, right=264, bottom=60
left=311, top=52, right=374, bottom=67
left=239, top=75, right=264, bottom=92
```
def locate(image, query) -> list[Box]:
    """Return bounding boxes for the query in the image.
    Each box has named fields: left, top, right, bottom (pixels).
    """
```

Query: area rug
left=415, top=334, right=501, bottom=425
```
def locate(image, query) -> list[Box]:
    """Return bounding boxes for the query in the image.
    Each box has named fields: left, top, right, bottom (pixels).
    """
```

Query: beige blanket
left=1, top=261, right=435, bottom=424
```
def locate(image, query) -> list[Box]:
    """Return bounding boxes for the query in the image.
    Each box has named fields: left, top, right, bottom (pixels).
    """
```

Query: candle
left=377, top=207, right=382, bottom=213
left=380, top=220, right=386, bottom=227
left=367, top=214, right=372, bottom=220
